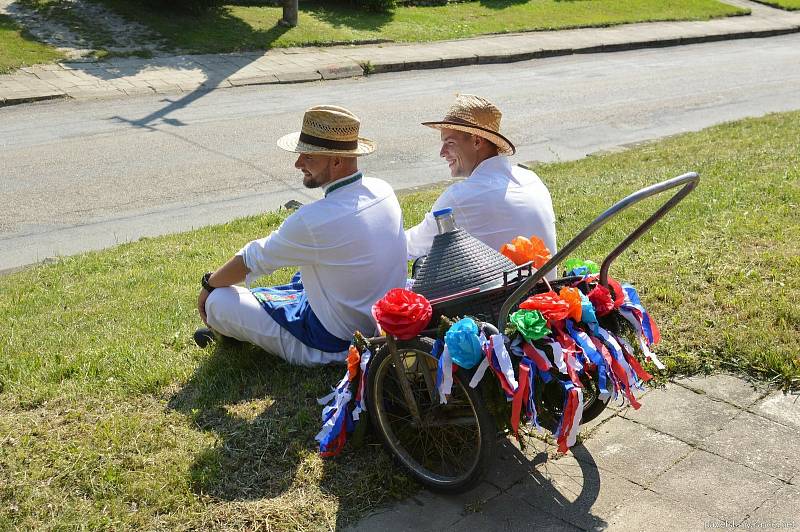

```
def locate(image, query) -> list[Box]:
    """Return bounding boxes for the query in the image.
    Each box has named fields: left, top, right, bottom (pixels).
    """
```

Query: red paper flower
left=519, top=291, right=571, bottom=322
left=607, top=277, right=625, bottom=309
left=372, top=288, right=433, bottom=340
left=588, top=284, right=615, bottom=317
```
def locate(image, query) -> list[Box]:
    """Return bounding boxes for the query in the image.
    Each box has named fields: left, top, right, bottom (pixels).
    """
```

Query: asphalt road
left=1, top=34, right=799, bottom=272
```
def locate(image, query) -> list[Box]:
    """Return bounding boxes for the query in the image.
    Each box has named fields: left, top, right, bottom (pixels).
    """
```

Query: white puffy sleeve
left=405, top=188, right=456, bottom=260
left=236, top=212, right=317, bottom=286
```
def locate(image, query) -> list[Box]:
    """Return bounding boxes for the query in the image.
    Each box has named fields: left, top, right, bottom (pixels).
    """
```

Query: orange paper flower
left=347, top=345, right=361, bottom=381
left=500, top=235, right=552, bottom=268
left=559, top=286, right=583, bottom=322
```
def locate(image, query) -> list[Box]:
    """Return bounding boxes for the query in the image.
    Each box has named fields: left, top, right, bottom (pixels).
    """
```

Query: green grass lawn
left=95, top=0, right=745, bottom=53
left=0, top=14, right=64, bottom=73
left=752, top=0, right=800, bottom=10
left=1, top=111, right=798, bottom=529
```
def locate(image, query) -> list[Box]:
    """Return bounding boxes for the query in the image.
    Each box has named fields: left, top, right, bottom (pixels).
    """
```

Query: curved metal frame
left=497, top=171, right=700, bottom=332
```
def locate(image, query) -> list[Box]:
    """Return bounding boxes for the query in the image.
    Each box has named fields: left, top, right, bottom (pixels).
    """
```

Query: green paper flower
left=508, top=309, right=551, bottom=342
left=563, top=258, right=600, bottom=275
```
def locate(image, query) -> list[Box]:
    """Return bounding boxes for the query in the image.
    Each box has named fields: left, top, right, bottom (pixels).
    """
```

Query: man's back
left=261, top=175, right=407, bottom=339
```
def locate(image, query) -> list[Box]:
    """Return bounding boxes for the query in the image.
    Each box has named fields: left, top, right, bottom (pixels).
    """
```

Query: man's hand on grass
left=198, top=288, right=210, bottom=326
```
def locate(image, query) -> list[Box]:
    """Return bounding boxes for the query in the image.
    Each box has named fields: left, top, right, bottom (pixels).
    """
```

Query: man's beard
left=302, top=167, right=330, bottom=189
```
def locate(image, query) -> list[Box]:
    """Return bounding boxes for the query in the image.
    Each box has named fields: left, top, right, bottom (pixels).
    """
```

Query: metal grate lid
left=413, top=227, right=517, bottom=300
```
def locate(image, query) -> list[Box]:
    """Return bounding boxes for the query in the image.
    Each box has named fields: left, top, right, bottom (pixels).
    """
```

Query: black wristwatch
left=201, top=272, right=216, bottom=293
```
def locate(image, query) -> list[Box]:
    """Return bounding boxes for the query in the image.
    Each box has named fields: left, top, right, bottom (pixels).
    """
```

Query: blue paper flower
left=444, top=318, right=483, bottom=369
left=579, top=292, right=598, bottom=329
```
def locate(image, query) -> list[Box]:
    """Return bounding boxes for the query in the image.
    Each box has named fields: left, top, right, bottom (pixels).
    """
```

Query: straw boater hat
left=422, top=94, right=516, bottom=156
left=277, top=105, right=375, bottom=157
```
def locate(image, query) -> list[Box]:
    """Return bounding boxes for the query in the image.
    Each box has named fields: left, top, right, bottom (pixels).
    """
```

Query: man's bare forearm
left=208, top=255, right=250, bottom=288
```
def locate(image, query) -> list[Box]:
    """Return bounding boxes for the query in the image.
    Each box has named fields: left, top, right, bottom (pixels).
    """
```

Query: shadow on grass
left=477, top=0, right=530, bottom=10
left=167, top=338, right=609, bottom=528
left=168, top=340, right=344, bottom=501
left=304, top=0, right=393, bottom=32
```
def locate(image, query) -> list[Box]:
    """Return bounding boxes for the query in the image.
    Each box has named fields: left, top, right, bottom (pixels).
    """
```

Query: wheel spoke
left=373, top=343, right=485, bottom=484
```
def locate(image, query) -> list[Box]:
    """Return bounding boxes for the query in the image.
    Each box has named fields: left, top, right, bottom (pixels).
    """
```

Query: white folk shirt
left=406, top=156, right=557, bottom=274
left=238, top=173, right=408, bottom=340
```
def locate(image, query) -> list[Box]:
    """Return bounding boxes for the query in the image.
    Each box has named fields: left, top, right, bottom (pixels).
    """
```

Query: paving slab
left=675, top=373, right=766, bottom=408
left=483, top=435, right=549, bottom=491
left=516, top=451, right=643, bottom=530
left=604, top=488, right=718, bottom=531
left=448, top=488, right=580, bottom=531
left=274, top=70, right=323, bottom=84
left=227, top=74, right=279, bottom=87
left=749, top=390, right=800, bottom=431
left=574, top=416, right=693, bottom=487
left=619, top=383, right=741, bottom=445
left=648, top=449, right=783, bottom=522
left=347, top=481, right=500, bottom=532
left=745, top=482, right=800, bottom=527
left=318, top=64, right=364, bottom=80
left=699, top=410, right=800, bottom=482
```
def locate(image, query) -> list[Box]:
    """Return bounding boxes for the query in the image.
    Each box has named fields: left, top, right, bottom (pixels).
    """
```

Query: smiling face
left=440, top=129, right=495, bottom=178
left=295, top=153, right=335, bottom=189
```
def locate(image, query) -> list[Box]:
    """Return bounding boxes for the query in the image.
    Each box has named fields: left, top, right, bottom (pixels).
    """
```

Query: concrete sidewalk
left=349, top=375, right=799, bottom=531
left=1, top=0, right=800, bottom=107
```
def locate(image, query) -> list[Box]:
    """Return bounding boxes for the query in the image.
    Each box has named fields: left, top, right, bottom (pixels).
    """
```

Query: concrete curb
left=2, top=4, right=800, bottom=108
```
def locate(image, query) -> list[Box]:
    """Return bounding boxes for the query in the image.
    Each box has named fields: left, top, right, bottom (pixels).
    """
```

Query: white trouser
left=204, top=285, right=348, bottom=367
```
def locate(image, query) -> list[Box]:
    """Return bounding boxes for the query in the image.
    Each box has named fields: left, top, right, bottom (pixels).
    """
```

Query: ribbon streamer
left=435, top=343, right=454, bottom=404
left=352, top=348, right=372, bottom=421
left=315, top=373, right=354, bottom=457
left=555, top=380, right=584, bottom=453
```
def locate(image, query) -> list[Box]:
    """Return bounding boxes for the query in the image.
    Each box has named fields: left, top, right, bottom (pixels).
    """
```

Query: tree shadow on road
left=2, top=1, right=292, bottom=128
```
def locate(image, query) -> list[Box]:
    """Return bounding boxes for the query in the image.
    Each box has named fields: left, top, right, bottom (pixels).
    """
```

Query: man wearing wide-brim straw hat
left=195, top=105, right=407, bottom=366
left=405, top=94, right=557, bottom=278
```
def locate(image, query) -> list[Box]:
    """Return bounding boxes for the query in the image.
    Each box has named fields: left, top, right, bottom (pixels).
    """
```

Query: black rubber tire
left=580, top=377, right=611, bottom=425
left=366, top=337, right=495, bottom=493
left=535, top=371, right=611, bottom=432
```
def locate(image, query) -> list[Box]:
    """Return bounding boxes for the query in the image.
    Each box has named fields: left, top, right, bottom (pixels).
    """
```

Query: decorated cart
left=316, top=172, right=699, bottom=493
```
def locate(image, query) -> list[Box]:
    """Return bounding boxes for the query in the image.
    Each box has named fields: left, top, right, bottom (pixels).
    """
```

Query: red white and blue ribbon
left=352, top=347, right=372, bottom=421
left=470, top=334, right=518, bottom=398
left=618, top=283, right=665, bottom=369
left=555, top=380, right=584, bottom=453
left=565, top=320, right=611, bottom=399
left=315, top=372, right=354, bottom=457
left=432, top=339, right=454, bottom=404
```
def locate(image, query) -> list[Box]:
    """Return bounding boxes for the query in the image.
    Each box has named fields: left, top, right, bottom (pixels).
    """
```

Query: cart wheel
left=366, top=337, right=495, bottom=493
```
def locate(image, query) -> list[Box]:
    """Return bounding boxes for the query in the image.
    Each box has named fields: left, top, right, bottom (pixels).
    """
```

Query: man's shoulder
left=287, top=176, right=398, bottom=230
left=361, top=175, right=397, bottom=198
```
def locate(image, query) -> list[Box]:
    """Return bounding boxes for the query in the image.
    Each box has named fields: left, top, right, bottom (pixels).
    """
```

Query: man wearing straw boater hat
left=406, top=94, right=557, bottom=275
left=195, top=105, right=407, bottom=366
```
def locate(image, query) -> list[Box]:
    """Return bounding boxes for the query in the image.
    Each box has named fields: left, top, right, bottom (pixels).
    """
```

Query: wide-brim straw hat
left=277, top=105, right=375, bottom=157
left=422, top=94, right=515, bottom=156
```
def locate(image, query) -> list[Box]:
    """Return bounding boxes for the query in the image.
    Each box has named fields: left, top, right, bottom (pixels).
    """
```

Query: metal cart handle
left=496, top=171, right=700, bottom=332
